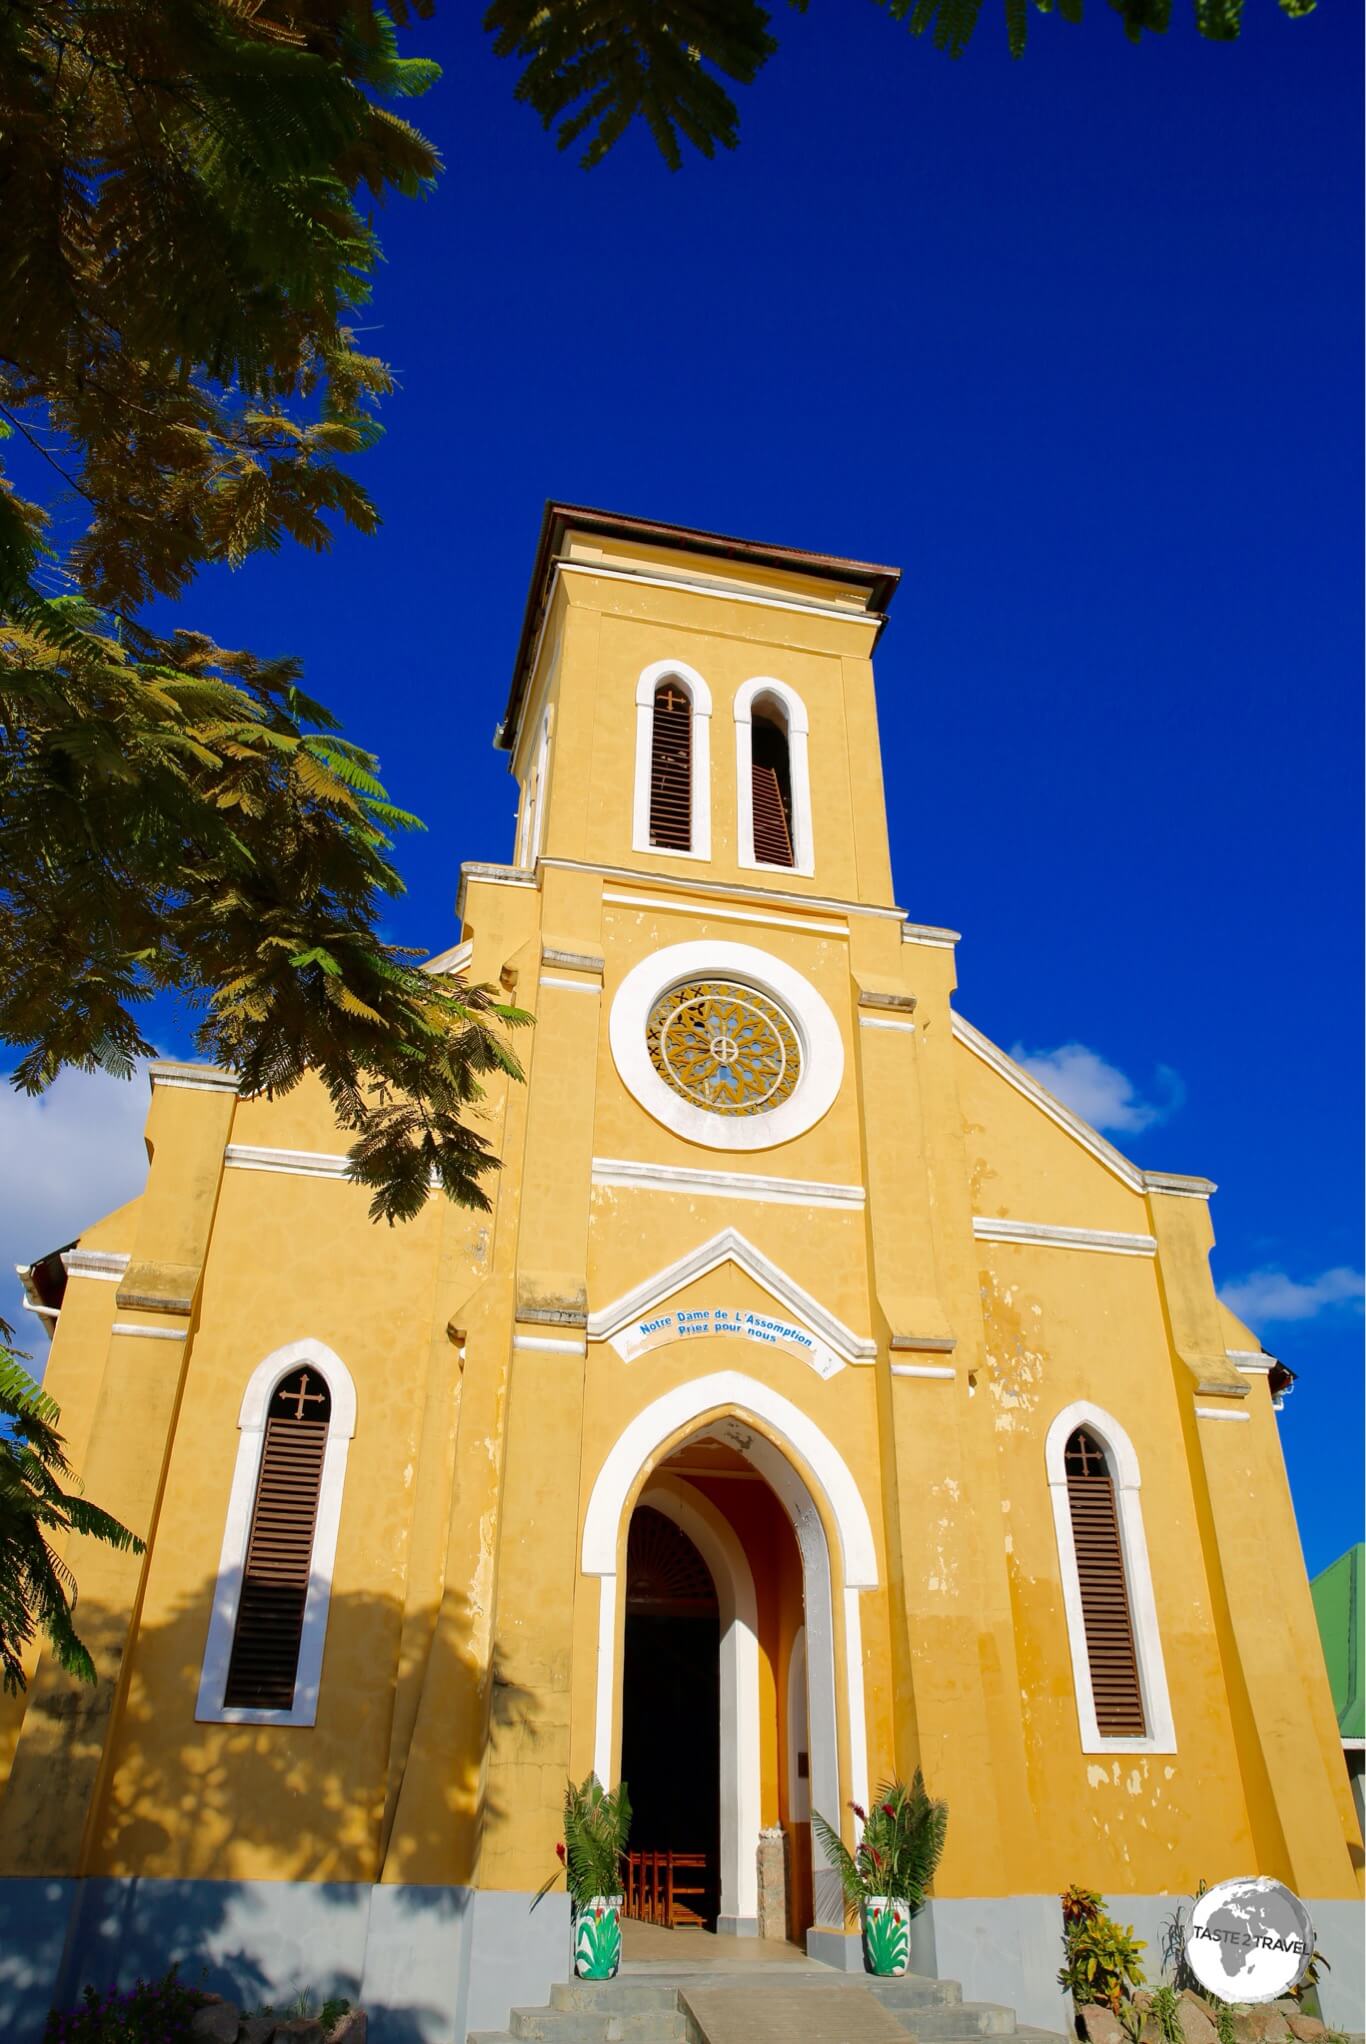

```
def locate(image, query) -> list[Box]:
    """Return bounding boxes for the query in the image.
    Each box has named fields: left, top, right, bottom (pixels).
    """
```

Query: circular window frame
left=609, top=940, right=844, bottom=1152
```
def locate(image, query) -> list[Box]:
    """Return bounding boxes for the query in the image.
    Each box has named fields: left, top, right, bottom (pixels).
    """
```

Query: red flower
left=871, top=1904, right=882, bottom=1920
left=849, top=1801, right=867, bottom=1822
left=881, top=1802, right=896, bottom=1819
left=555, top=1842, right=566, bottom=1863
left=594, top=1905, right=604, bottom=1920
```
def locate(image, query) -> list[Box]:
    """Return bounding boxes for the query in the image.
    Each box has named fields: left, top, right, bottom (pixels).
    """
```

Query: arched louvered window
left=734, top=678, right=814, bottom=875
left=649, top=680, right=693, bottom=851
left=632, top=661, right=712, bottom=860
left=1062, top=1426, right=1145, bottom=1737
left=197, top=1340, right=356, bottom=1727
left=750, top=696, right=795, bottom=868
left=223, top=1367, right=331, bottom=1710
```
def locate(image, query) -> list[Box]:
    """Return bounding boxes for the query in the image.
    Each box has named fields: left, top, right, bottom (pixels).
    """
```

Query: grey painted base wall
left=1, top=1879, right=1359, bottom=2042
left=0, top=1876, right=570, bottom=2044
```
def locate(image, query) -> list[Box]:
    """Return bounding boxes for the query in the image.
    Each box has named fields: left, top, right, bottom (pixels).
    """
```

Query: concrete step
left=854, top=1978, right=965, bottom=2010
left=552, top=1983, right=687, bottom=2012
left=879, top=2001, right=1017, bottom=2039
left=679, top=1983, right=912, bottom=2043
left=508, top=2009, right=687, bottom=2043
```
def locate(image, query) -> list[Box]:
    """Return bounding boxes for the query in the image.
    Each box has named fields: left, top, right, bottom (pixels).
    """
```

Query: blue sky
left=4, top=2, right=1361, bottom=1572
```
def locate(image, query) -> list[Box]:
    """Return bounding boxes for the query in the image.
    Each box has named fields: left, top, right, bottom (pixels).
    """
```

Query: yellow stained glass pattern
left=646, top=979, right=801, bottom=1117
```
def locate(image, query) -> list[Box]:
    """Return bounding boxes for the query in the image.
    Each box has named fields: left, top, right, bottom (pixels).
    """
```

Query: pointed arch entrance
left=581, top=1371, right=877, bottom=1936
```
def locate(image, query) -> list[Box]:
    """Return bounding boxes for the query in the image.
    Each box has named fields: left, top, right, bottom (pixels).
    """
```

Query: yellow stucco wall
left=1, top=515, right=1357, bottom=1927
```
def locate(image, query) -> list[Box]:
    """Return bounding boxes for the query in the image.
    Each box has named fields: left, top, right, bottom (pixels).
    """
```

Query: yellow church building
left=1, top=506, right=1360, bottom=2041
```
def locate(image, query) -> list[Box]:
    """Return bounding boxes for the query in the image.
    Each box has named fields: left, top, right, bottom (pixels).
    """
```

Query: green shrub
left=811, top=1769, right=949, bottom=1912
left=1058, top=1885, right=1146, bottom=2013
left=44, top=1971, right=200, bottom=2044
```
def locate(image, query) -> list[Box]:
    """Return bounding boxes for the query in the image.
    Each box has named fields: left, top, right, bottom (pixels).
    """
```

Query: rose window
left=645, top=979, right=801, bottom=1117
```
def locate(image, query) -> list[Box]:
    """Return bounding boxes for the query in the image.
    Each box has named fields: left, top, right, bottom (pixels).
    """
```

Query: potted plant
left=812, top=1769, right=948, bottom=1977
left=553, top=1774, right=632, bottom=1980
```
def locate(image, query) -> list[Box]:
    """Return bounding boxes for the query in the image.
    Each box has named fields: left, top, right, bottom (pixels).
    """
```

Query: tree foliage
left=0, top=0, right=528, bottom=1224
left=0, top=1345, right=144, bottom=1692
left=484, top=0, right=1318, bottom=170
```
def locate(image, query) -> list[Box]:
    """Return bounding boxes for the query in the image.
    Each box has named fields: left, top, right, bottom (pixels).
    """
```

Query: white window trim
left=631, top=659, right=712, bottom=861
left=734, top=677, right=814, bottom=878
left=1045, top=1400, right=1176, bottom=1755
left=196, top=1338, right=357, bottom=1728
left=607, top=938, right=844, bottom=1153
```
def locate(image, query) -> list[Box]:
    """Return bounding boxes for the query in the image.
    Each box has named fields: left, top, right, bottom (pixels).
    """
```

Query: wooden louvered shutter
left=648, top=682, right=692, bottom=850
left=1065, top=1429, right=1145, bottom=1736
left=224, top=1368, right=331, bottom=1710
left=751, top=761, right=794, bottom=866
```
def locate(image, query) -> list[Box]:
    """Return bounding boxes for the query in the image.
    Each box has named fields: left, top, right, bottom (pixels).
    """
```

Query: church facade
left=1, top=506, right=1360, bottom=2041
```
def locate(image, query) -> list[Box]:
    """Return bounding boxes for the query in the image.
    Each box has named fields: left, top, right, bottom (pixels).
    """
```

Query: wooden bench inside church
left=623, top=1849, right=709, bottom=1928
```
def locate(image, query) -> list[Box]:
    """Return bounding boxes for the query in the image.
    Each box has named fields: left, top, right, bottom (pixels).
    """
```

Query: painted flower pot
left=862, top=1895, right=912, bottom=1977
left=573, top=1895, right=624, bottom=1980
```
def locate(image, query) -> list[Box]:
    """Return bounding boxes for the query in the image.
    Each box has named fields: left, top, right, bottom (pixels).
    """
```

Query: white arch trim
left=1044, top=1400, right=1175, bottom=1755
left=582, top=1372, right=876, bottom=1584
left=640, top=1476, right=761, bottom=1933
left=197, top=1338, right=356, bottom=1727
left=583, top=1372, right=874, bottom=1929
left=787, top=1625, right=810, bottom=1821
left=632, top=658, right=712, bottom=862
left=734, top=676, right=814, bottom=877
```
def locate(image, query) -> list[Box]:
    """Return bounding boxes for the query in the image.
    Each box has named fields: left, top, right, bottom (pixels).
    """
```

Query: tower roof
left=499, top=501, right=901, bottom=755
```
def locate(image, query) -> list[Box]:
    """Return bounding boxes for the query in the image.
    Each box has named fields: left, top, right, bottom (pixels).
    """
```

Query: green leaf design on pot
left=863, top=1898, right=911, bottom=1977
left=574, top=1900, right=623, bottom=1980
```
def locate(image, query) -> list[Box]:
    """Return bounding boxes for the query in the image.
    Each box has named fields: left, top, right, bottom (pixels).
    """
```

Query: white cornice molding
left=973, top=1216, right=1158, bottom=1258
left=224, top=1145, right=352, bottom=1181
left=148, top=1060, right=239, bottom=1094
left=62, top=1248, right=130, bottom=1282
left=543, top=856, right=904, bottom=923
left=110, top=1322, right=188, bottom=1342
left=891, top=1362, right=956, bottom=1380
left=423, top=938, right=474, bottom=975
left=1227, top=1350, right=1274, bottom=1375
left=603, top=888, right=849, bottom=939
left=901, top=923, right=961, bottom=949
left=1196, top=1405, right=1251, bottom=1423
left=952, top=1014, right=1217, bottom=1204
left=542, top=947, right=605, bottom=974
left=952, top=1013, right=1146, bottom=1192
left=557, top=556, right=882, bottom=633
left=586, top=1226, right=877, bottom=1362
left=459, top=861, right=539, bottom=893
left=1143, top=1170, right=1218, bottom=1201
left=591, top=1156, right=866, bottom=1211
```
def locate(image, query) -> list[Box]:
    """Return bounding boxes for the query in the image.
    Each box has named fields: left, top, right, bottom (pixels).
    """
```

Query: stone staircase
left=469, top=1965, right=1070, bottom=2044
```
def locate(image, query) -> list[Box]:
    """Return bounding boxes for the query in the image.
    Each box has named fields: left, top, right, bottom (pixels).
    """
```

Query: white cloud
left=0, top=1065, right=150, bottom=1347
left=1218, top=1267, right=1365, bottom=1327
left=1009, top=1041, right=1184, bottom=1135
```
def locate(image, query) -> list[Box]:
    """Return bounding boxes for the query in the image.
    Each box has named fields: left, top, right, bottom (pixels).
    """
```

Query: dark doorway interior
left=620, top=1507, right=721, bottom=1927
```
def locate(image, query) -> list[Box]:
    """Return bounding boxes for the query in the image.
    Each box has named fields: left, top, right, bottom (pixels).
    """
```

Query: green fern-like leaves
left=0, top=1350, right=145, bottom=1693
left=486, top=0, right=1318, bottom=170
left=812, top=1769, right=949, bottom=1914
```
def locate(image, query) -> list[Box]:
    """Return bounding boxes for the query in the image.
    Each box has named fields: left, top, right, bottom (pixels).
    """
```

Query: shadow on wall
left=0, top=1575, right=557, bottom=2044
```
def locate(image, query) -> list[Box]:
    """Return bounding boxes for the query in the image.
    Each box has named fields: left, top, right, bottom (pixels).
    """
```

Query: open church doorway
left=618, top=1433, right=814, bottom=1945
left=620, top=1506, right=721, bottom=1927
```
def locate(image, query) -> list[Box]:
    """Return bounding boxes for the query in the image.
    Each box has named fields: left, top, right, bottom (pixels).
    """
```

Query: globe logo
left=1185, top=1877, right=1315, bottom=2003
